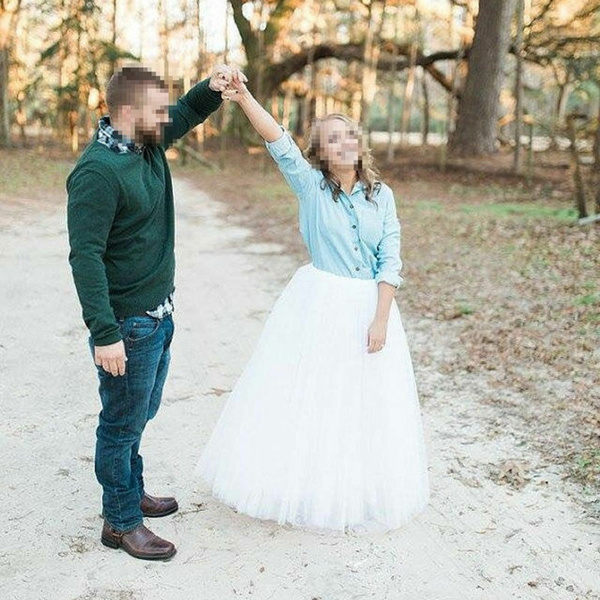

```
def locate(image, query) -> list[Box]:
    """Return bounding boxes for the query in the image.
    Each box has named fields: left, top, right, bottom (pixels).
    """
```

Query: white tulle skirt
left=196, top=263, right=430, bottom=533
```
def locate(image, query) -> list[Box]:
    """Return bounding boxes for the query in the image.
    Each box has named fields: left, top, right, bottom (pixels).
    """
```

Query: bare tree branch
left=262, top=42, right=471, bottom=96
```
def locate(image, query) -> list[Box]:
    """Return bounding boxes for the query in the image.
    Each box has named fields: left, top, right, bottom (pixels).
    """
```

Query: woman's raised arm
left=222, top=71, right=282, bottom=142
left=223, top=70, right=318, bottom=201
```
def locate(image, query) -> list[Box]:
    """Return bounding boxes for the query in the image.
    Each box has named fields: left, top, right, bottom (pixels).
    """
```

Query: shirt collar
left=350, top=180, right=367, bottom=195
left=97, top=116, right=143, bottom=155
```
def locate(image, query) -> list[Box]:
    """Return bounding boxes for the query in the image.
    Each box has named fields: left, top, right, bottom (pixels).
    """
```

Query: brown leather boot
left=101, top=521, right=176, bottom=561
left=140, top=493, right=179, bottom=518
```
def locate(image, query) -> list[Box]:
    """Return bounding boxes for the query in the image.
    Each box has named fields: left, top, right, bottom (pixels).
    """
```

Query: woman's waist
left=303, top=262, right=378, bottom=285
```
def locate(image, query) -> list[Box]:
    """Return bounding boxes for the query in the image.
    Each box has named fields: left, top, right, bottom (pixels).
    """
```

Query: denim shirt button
left=355, top=266, right=360, bottom=271
left=351, top=225, right=356, bottom=229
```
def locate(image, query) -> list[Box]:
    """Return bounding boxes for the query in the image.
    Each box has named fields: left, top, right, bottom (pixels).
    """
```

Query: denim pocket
left=123, top=316, right=161, bottom=343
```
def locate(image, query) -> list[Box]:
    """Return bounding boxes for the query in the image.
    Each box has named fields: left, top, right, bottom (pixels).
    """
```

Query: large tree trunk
left=229, top=0, right=301, bottom=104
left=449, top=0, right=516, bottom=157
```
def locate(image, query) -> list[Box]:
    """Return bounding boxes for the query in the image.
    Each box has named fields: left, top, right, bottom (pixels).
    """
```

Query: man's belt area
left=115, top=293, right=174, bottom=320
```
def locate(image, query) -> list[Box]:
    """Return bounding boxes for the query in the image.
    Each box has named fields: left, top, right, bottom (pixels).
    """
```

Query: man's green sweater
left=67, top=78, right=222, bottom=346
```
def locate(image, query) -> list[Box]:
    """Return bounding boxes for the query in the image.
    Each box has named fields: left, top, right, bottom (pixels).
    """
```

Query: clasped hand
left=208, top=64, right=248, bottom=98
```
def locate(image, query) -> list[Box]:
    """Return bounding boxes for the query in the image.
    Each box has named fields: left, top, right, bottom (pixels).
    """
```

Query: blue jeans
left=88, top=314, right=174, bottom=532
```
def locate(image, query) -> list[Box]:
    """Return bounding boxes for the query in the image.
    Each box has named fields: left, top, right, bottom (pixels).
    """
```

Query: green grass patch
left=459, top=203, right=578, bottom=221
left=575, top=293, right=600, bottom=307
left=413, top=200, right=444, bottom=211
left=572, top=449, right=600, bottom=485
left=246, top=182, right=295, bottom=215
left=448, top=183, right=526, bottom=203
left=0, top=150, right=74, bottom=198
left=260, top=182, right=293, bottom=202
left=448, top=183, right=480, bottom=198
left=456, top=301, right=475, bottom=316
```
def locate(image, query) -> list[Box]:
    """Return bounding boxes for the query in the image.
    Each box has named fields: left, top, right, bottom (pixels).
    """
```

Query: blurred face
left=132, top=84, right=170, bottom=145
left=319, top=117, right=360, bottom=171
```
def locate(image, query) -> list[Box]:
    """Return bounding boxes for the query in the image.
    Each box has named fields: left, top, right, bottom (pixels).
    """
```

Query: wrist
left=373, top=314, right=389, bottom=325
left=236, top=89, right=254, bottom=106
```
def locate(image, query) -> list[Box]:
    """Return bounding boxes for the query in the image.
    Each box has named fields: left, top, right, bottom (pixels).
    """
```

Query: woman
left=196, top=72, right=430, bottom=533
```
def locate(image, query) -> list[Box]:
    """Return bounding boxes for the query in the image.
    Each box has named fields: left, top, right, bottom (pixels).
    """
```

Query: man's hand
left=209, top=64, right=248, bottom=94
left=209, top=64, right=247, bottom=92
left=95, top=340, right=127, bottom=377
left=367, top=318, right=387, bottom=354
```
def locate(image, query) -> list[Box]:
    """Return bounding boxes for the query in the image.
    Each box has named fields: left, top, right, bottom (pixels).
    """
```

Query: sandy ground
left=1, top=178, right=599, bottom=600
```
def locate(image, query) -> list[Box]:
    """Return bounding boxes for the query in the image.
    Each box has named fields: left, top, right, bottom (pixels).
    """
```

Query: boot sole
left=101, top=536, right=120, bottom=550
left=141, top=505, right=179, bottom=518
left=101, top=536, right=177, bottom=561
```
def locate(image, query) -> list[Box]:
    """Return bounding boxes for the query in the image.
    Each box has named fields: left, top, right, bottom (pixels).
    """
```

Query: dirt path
left=1, top=178, right=598, bottom=600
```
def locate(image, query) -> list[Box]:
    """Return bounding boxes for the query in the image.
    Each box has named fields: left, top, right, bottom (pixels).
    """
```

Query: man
left=67, top=64, right=235, bottom=561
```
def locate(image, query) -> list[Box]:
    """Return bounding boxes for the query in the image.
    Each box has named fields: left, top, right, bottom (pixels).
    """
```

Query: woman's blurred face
left=319, top=118, right=360, bottom=171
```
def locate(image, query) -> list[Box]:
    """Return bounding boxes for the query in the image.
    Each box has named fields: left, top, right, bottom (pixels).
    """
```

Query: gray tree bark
left=449, top=0, right=516, bottom=157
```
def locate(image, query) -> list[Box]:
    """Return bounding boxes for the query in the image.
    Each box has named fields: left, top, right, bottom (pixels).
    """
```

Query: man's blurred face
left=132, top=84, right=170, bottom=145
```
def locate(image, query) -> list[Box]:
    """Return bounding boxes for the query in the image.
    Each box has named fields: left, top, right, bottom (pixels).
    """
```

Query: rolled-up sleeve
left=265, top=127, right=318, bottom=201
left=375, top=188, right=403, bottom=289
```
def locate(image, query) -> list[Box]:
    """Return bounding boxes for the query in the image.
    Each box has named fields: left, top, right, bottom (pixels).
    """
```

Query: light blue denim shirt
left=265, top=129, right=403, bottom=288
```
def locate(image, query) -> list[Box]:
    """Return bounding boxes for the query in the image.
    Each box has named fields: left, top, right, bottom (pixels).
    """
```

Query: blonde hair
left=304, top=113, right=381, bottom=204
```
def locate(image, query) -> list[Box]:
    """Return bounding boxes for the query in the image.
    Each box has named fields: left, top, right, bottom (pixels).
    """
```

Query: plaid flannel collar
left=97, top=116, right=143, bottom=155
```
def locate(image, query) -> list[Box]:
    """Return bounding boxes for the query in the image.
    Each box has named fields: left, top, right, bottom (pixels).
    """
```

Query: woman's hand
left=209, top=65, right=248, bottom=94
left=221, top=68, right=250, bottom=103
left=367, top=318, right=387, bottom=353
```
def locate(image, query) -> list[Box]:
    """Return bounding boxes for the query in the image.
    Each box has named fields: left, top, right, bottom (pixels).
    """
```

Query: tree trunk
left=420, top=67, right=430, bottom=146
left=386, top=5, right=401, bottom=163
left=513, top=0, right=524, bottom=173
left=567, top=115, right=588, bottom=220
left=399, top=43, right=417, bottom=146
left=0, top=46, right=9, bottom=146
left=194, top=0, right=207, bottom=150
left=282, top=87, right=292, bottom=129
left=595, top=95, right=600, bottom=214
left=110, top=0, right=117, bottom=77
left=360, top=1, right=386, bottom=140
left=71, top=11, right=83, bottom=155
left=301, top=23, right=317, bottom=137
left=440, top=2, right=467, bottom=170
left=449, top=0, right=516, bottom=157
left=0, top=2, right=22, bottom=147
left=548, top=58, right=573, bottom=149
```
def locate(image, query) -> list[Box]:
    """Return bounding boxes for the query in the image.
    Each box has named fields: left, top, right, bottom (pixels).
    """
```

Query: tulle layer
left=197, top=263, right=430, bottom=533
